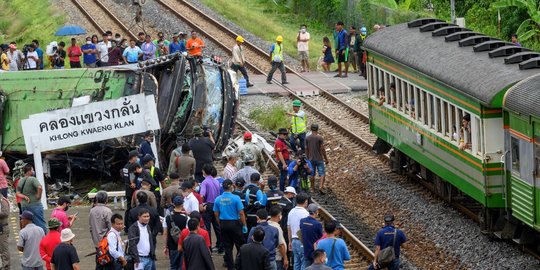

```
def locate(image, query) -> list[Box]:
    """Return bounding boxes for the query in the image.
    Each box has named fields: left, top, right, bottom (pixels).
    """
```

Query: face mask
left=86, top=41, right=91, bottom=45
left=325, top=258, right=328, bottom=264
left=115, top=38, right=121, bottom=43
left=136, top=157, right=140, bottom=164
left=301, top=28, right=306, bottom=33
left=124, top=43, right=129, bottom=47
left=194, top=186, right=200, bottom=193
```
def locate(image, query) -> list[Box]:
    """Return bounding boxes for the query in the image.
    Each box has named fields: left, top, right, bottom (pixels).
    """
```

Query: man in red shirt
left=275, top=128, right=291, bottom=191
left=39, top=218, right=62, bottom=270
left=67, top=38, right=82, bottom=68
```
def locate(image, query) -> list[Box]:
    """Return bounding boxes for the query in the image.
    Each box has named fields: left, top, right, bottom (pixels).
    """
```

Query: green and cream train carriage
left=363, top=18, right=540, bottom=244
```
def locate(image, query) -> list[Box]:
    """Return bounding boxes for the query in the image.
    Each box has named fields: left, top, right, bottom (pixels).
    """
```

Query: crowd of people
left=0, top=30, right=206, bottom=71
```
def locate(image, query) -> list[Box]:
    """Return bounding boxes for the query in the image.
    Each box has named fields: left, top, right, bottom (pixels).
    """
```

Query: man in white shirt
left=25, top=45, right=39, bottom=70
left=181, top=181, right=200, bottom=214
left=231, top=36, right=253, bottom=87
left=7, top=44, right=22, bottom=71
left=97, top=32, right=112, bottom=66
left=107, top=213, right=128, bottom=268
left=127, top=209, right=155, bottom=270
left=297, top=24, right=310, bottom=72
left=287, top=193, right=309, bottom=270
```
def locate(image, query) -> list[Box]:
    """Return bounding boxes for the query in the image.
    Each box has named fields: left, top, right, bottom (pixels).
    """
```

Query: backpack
left=96, top=231, right=115, bottom=266
left=167, top=213, right=186, bottom=243
left=377, top=229, right=397, bottom=266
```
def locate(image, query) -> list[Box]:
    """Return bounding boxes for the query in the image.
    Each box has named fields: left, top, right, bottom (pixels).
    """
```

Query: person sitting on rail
left=458, top=114, right=472, bottom=151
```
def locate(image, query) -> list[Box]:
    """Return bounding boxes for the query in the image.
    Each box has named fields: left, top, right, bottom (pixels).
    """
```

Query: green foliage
left=493, top=0, right=540, bottom=43
left=0, top=0, right=65, bottom=45
left=248, top=105, right=289, bottom=131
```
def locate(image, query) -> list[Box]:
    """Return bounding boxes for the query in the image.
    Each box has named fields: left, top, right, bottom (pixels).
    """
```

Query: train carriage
left=363, top=18, right=540, bottom=240
left=503, top=75, right=540, bottom=236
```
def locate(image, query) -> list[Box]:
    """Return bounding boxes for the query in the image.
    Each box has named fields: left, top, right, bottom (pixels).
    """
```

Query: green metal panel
left=510, top=176, right=535, bottom=225
left=0, top=69, right=139, bottom=153
left=369, top=102, right=505, bottom=207
left=508, top=113, right=532, bottom=136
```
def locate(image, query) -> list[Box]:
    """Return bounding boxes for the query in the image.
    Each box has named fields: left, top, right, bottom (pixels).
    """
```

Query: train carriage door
left=534, top=122, right=540, bottom=228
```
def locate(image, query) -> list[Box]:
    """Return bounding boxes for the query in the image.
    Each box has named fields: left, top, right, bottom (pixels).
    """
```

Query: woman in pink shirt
left=50, top=196, right=77, bottom=230
left=0, top=154, right=10, bottom=198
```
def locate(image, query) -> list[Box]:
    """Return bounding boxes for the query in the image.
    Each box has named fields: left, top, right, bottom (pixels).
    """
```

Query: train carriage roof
left=504, top=73, right=540, bottom=118
left=363, top=20, right=539, bottom=107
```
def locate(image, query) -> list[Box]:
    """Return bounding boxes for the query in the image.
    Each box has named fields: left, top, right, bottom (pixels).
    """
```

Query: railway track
left=234, top=121, right=374, bottom=269
left=70, top=0, right=137, bottom=40
left=154, top=0, right=371, bottom=139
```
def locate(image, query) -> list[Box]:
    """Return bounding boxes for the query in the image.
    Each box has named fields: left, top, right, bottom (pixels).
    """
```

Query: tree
left=492, top=0, right=540, bottom=42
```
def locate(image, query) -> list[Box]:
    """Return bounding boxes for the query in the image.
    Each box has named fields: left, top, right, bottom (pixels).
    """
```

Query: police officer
left=213, top=179, right=247, bottom=270
left=123, top=150, right=139, bottom=214
left=286, top=99, right=307, bottom=154
left=237, top=132, right=266, bottom=174
left=142, top=154, right=167, bottom=216
left=369, top=214, right=407, bottom=270
left=278, top=186, right=296, bottom=270
left=265, top=175, right=284, bottom=212
left=233, top=178, right=247, bottom=207
left=242, top=173, right=265, bottom=233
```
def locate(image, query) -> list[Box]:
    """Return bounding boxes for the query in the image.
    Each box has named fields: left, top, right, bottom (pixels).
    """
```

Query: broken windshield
left=202, top=64, right=223, bottom=137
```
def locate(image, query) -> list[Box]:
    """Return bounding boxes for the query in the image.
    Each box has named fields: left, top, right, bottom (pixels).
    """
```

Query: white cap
left=60, top=228, right=76, bottom=242
left=284, top=186, right=297, bottom=195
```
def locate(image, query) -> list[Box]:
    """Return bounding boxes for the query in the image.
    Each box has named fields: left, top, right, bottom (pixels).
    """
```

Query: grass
left=0, top=0, right=67, bottom=68
left=248, top=105, right=289, bottom=131
left=199, top=0, right=333, bottom=70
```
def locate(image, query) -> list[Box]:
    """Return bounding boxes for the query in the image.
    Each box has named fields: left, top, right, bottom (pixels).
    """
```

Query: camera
left=202, top=125, right=210, bottom=137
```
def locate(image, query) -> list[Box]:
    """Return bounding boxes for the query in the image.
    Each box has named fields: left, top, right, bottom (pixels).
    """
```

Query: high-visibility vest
left=291, top=112, right=307, bottom=134
left=271, top=43, right=283, bottom=62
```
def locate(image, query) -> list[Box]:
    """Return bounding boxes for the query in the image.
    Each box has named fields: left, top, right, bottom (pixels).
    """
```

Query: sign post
left=21, top=94, right=160, bottom=209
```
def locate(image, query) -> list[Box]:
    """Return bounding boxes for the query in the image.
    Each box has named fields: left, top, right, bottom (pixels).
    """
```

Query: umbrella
left=55, top=25, right=86, bottom=36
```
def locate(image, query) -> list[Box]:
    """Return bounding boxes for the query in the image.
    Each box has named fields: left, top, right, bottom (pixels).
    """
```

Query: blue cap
left=173, top=195, right=184, bottom=206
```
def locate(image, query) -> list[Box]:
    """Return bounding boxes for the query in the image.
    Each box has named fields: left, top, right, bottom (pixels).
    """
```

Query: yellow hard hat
left=276, top=35, right=283, bottom=42
left=236, top=36, right=244, bottom=43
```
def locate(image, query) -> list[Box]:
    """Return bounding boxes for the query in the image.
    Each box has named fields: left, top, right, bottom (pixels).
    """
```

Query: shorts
left=337, top=50, right=346, bottom=63
left=347, top=50, right=357, bottom=63
left=298, top=51, right=309, bottom=61
left=70, top=61, right=82, bottom=68
left=310, top=160, right=325, bottom=176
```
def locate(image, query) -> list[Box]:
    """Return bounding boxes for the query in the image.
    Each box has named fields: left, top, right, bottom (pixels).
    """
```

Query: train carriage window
left=440, top=100, right=452, bottom=138
left=389, top=77, right=396, bottom=107
left=534, top=142, right=540, bottom=180
left=414, top=87, right=420, bottom=121
left=435, top=97, right=442, bottom=133
left=474, top=116, right=483, bottom=155
left=396, top=79, right=403, bottom=111
left=402, top=81, right=408, bottom=113
left=427, top=94, right=433, bottom=128
left=449, top=104, right=457, bottom=142
left=421, top=91, right=428, bottom=125
left=383, top=72, right=389, bottom=105
left=408, top=84, right=415, bottom=118
left=511, top=136, right=520, bottom=175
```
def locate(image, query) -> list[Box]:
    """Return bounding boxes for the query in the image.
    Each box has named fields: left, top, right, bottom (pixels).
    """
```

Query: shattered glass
left=202, top=64, right=223, bottom=136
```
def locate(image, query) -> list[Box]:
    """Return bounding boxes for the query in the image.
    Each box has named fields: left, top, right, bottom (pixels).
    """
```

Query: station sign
left=22, top=93, right=160, bottom=154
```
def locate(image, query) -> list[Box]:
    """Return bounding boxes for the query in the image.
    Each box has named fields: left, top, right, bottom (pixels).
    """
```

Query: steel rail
left=235, top=120, right=375, bottom=261
left=157, top=0, right=367, bottom=122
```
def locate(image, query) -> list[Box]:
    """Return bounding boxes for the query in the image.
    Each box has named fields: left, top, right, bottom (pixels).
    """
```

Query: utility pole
left=450, top=0, right=456, bottom=24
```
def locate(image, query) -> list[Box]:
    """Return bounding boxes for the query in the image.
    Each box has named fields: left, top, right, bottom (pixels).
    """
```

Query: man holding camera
left=188, top=125, right=215, bottom=182
left=53, top=42, right=66, bottom=69
left=287, top=152, right=314, bottom=193
left=24, top=44, right=40, bottom=70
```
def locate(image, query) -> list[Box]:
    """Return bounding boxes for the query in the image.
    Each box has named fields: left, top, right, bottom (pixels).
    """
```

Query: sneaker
left=333, top=74, right=341, bottom=78
left=211, top=247, right=220, bottom=253
left=218, top=248, right=225, bottom=255
left=282, top=81, right=289, bottom=84
left=342, top=75, right=348, bottom=78
left=266, top=81, right=272, bottom=84
left=247, top=83, right=254, bottom=87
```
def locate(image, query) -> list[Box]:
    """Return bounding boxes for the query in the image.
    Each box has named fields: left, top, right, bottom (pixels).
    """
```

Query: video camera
left=22, top=44, right=33, bottom=55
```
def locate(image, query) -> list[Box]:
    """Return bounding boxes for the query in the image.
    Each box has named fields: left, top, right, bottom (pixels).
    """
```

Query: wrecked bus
left=0, top=54, right=238, bottom=182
